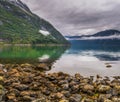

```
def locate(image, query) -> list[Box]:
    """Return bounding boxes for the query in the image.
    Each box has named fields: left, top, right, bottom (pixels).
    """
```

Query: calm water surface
left=0, top=41, right=120, bottom=77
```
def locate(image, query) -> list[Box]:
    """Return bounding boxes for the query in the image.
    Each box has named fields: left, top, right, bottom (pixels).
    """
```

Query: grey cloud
left=21, top=0, right=120, bottom=35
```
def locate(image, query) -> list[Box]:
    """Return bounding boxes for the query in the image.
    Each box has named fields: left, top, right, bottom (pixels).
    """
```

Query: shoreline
left=0, top=43, right=71, bottom=47
left=0, top=63, right=120, bottom=102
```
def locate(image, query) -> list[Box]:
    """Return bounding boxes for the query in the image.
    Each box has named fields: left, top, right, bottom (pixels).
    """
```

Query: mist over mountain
left=65, top=29, right=120, bottom=45
left=65, top=29, right=120, bottom=40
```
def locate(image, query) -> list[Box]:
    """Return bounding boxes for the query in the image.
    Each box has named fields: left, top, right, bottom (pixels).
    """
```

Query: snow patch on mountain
left=39, top=30, right=50, bottom=36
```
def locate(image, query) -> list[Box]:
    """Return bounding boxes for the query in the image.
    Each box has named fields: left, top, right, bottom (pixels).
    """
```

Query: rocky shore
left=0, top=63, right=120, bottom=102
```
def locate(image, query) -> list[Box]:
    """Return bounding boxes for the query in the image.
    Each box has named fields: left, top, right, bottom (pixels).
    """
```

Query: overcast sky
left=21, top=0, right=120, bottom=36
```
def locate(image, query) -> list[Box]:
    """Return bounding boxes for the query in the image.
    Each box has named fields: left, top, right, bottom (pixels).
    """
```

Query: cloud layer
left=21, top=0, right=120, bottom=36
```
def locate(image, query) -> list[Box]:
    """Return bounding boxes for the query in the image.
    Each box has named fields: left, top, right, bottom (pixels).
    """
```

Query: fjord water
left=0, top=41, right=120, bottom=77
left=0, top=46, right=67, bottom=64
left=49, top=40, right=120, bottom=77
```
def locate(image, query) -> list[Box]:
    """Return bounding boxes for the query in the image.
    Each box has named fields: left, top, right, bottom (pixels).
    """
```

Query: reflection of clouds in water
left=80, top=51, right=120, bottom=58
left=72, top=55, right=100, bottom=61
left=38, top=54, right=50, bottom=62
left=49, top=54, right=120, bottom=77
left=66, top=50, right=120, bottom=58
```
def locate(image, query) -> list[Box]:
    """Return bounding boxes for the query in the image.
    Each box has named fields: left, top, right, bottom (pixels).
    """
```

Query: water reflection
left=0, top=46, right=68, bottom=64
left=48, top=41, right=120, bottom=76
left=49, top=54, right=120, bottom=76
left=0, top=42, right=120, bottom=77
left=67, top=41, right=120, bottom=61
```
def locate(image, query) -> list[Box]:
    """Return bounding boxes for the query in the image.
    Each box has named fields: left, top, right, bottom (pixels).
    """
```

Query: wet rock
left=22, top=77, right=33, bottom=84
left=111, top=89, right=118, bottom=96
left=6, top=93, right=16, bottom=100
left=59, top=99, right=69, bottom=102
left=20, top=91, right=31, bottom=96
left=104, top=99, right=112, bottom=102
left=0, top=64, right=4, bottom=69
left=97, top=85, right=111, bottom=93
left=0, top=76, right=4, bottom=84
left=75, top=73, right=82, bottom=79
left=82, top=84, right=94, bottom=95
left=69, top=94, right=82, bottom=102
left=30, top=82, right=40, bottom=91
left=98, top=94, right=112, bottom=101
left=0, top=85, right=3, bottom=90
left=58, top=80, right=68, bottom=85
left=96, top=74, right=102, bottom=79
left=14, top=84, right=29, bottom=91
left=61, top=91, right=71, bottom=98
left=47, top=76, right=56, bottom=81
left=0, top=70, right=4, bottom=76
left=8, top=89, right=20, bottom=98
left=98, top=94, right=113, bottom=102
left=21, top=95, right=33, bottom=101
left=83, top=84, right=94, bottom=91
left=112, top=97, right=120, bottom=102
left=114, top=85, right=120, bottom=91
left=105, top=63, right=112, bottom=68
left=21, top=63, right=32, bottom=68
left=55, top=92, right=64, bottom=99
left=113, top=76, right=120, bottom=79
left=42, top=89, right=51, bottom=96
left=70, top=85, right=79, bottom=93
left=90, top=76, right=94, bottom=81
left=114, top=85, right=120, bottom=95
left=32, top=98, right=48, bottom=102
left=82, top=98, right=94, bottom=102
left=62, top=84, right=69, bottom=90
left=8, top=69, right=20, bottom=77
left=36, top=63, right=49, bottom=71
left=80, top=78, right=90, bottom=83
left=22, top=67, right=32, bottom=73
left=4, top=78, right=19, bottom=86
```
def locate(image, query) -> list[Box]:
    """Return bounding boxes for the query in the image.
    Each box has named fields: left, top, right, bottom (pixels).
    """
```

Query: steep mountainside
left=0, top=0, right=68, bottom=44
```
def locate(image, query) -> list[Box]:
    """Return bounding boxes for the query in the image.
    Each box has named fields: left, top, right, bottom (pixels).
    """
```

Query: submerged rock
left=105, top=63, right=112, bottom=68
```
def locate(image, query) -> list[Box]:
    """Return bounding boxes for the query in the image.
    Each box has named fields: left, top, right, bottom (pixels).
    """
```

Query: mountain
left=0, top=0, right=68, bottom=44
left=65, top=29, right=120, bottom=40
left=65, top=29, right=120, bottom=45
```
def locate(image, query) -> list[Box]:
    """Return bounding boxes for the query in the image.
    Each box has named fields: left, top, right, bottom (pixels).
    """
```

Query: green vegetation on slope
left=0, top=0, right=68, bottom=44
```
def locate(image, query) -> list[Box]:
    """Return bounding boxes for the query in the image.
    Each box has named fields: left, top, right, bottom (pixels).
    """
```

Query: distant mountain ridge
left=65, top=29, right=120, bottom=45
left=0, top=0, right=68, bottom=44
left=66, top=29, right=120, bottom=40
